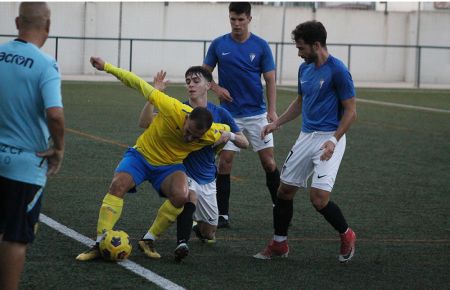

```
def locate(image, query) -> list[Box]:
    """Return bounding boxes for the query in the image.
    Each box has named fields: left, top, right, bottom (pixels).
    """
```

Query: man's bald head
left=17, top=2, right=50, bottom=31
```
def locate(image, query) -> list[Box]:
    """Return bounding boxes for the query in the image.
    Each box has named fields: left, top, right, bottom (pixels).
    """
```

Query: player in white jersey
left=0, top=3, right=65, bottom=290
left=254, top=21, right=357, bottom=263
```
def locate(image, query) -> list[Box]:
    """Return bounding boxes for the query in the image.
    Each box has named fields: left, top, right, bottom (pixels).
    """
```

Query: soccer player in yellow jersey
left=76, top=57, right=231, bottom=261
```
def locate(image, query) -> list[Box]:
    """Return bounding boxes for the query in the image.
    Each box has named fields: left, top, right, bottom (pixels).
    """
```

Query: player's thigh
left=160, top=170, right=189, bottom=206
left=193, top=180, right=218, bottom=226
left=280, top=133, right=315, bottom=189
left=243, top=113, right=274, bottom=152
left=311, top=134, right=346, bottom=193
left=0, top=176, right=42, bottom=244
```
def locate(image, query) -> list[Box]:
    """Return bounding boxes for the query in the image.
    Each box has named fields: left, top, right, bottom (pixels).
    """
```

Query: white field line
left=40, top=214, right=185, bottom=290
left=278, top=87, right=450, bottom=114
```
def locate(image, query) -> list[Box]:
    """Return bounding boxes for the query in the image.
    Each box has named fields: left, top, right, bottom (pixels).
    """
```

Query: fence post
left=129, top=39, right=133, bottom=71
left=416, top=46, right=421, bottom=88
left=347, top=44, right=351, bottom=71
left=203, top=41, right=207, bottom=60
left=275, top=43, right=280, bottom=85
left=55, top=37, right=59, bottom=61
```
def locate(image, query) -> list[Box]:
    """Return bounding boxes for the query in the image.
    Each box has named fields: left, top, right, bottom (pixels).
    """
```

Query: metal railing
left=1, top=34, right=450, bottom=88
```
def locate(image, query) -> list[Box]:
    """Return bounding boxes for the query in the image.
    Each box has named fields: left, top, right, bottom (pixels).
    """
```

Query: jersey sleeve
left=202, top=122, right=230, bottom=145
left=219, top=107, right=240, bottom=133
left=297, top=63, right=305, bottom=96
left=104, top=63, right=184, bottom=114
left=40, top=60, right=62, bottom=109
left=261, top=41, right=276, bottom=73
left=203, top=38, right=218, bottom=68
left=332, top=65, right=356, bottom=101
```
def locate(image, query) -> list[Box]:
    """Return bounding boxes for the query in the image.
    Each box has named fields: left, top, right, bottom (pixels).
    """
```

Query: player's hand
left=260, top=122, right=279, bottom=139
left=153, top=70, right=168, bottom=91
left=320, top=141, right=335, bottom=161
left=90, top=57, right=106, bottom=71
left=36, top=148, right=64, bottom=176
left=213, top=130, right=231, bottom=147
left=267, top=110, right=278, bottom=123
left=216, top=87, right=233, bottom=103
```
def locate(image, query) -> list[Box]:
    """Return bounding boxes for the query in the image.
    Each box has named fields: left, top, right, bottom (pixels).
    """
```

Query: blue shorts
left=0, top=175, right=42, bottom=244
left=115, top=147, right=185, bottom=197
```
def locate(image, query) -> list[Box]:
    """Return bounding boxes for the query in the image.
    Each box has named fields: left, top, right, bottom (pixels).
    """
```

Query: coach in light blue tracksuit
left=203, top=2, right=280, bottom=229
left=0, top=3, right=65, bottom=289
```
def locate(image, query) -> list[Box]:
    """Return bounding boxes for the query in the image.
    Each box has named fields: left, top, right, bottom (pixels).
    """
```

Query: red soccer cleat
left=253, top=240, right=289, bottom=260
left=339, top=228, right=356, bottom=263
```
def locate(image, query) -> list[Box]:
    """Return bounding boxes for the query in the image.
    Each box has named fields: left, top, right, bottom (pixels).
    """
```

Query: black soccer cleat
left=217, top=216, right=230, bottom=229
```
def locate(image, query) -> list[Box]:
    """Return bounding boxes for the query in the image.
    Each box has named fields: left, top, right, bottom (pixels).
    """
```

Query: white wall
left=1, top=2, right=449, bottom=86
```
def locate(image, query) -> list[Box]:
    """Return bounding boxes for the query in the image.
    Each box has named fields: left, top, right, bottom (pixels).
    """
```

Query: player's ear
left=15, top=16, right=21, bottom=30
left=248, top=16, right=252, bottom=23
left=45, top=19, right=50, bottom=33
left=312, top=41, right=320, bottom=51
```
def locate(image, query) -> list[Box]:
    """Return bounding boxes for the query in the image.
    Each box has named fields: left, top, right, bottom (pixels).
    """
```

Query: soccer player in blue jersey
left=0, top=3, right=65, bottom=289
left=76, top=57, right=232, bottom=262
left=139, top=67, right=249, bottom=261
left=254, top=21, right=357, bottom=263
left=203, top=2, right=279, bottom=228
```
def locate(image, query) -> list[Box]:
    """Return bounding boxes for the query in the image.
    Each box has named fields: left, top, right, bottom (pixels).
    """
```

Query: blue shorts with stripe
left=0, top=175, right=42, bottom=244
left=115, top=147, right=185, bottom=196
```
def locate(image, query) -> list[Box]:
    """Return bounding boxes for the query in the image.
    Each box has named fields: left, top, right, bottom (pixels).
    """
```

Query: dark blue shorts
left=115, top=147, right=186, bottom=197
left=0, top=176, right=42, bottom=244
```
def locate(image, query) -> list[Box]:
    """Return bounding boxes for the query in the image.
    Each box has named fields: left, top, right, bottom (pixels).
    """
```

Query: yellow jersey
left=104, top=63, right=230, bottom=166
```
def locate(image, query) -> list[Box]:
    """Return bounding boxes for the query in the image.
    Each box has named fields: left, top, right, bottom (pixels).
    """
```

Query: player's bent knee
left=169, top=189, right=189, bottom=208
left=277, top=183, right=297, bottom=200
left=310, top=192, right=330, bottom=210
left=109, top=173, right=134, bottom=198
left=261, top=159, right=277, bottom=172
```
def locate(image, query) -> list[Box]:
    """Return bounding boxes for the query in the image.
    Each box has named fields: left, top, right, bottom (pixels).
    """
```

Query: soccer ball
left=99, top=230, right=132, bottom=262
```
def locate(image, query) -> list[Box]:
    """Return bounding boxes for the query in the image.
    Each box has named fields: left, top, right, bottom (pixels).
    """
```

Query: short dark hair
left=189, top=107, right=213, bottom=131
left=291, top=20, right=327, bottom=47
left=185, top=66, right=213, bottom=82
left=229, top=2, right=251, bottom=16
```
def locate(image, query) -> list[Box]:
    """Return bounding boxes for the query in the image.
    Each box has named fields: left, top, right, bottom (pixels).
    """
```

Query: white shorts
left=188, top=177, right=218, bottom=226
left=223, top=113, right=274, bottom=152
left=280, top=131, right=346, bottom=192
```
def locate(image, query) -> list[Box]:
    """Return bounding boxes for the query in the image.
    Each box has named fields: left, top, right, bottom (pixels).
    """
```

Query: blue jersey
left=183, top=101, right=239, bottom=185
left=204, top=33, right=275, bottom=118
left=0, top=39, right=62, bottom=186
left=298, top=55, right=355, bottom=133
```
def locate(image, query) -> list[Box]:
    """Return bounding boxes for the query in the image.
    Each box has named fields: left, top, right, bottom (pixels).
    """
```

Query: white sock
left=143, top=232, right=156, bottom=241
left=273, top=235, right=287, bottom=242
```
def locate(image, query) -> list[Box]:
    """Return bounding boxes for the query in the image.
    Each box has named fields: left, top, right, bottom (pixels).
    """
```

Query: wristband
left=229, top=132, right=236, bottom=141
left=329, top=136, right=338, bottom=145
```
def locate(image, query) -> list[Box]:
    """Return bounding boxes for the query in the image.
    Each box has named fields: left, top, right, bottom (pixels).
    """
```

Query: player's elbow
left=46, top=107, right=65, bottom=126
left=138, top=119, right=150, bottom=129
left=349, top=108, right=357, bottom=122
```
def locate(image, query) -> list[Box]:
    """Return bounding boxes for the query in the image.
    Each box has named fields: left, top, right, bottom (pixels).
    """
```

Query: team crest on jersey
left=249, top=53, right=256, bottom=62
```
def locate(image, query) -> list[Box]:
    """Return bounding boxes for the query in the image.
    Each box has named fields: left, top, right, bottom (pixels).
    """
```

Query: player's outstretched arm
left=90, top=56, right=156, bottom=102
